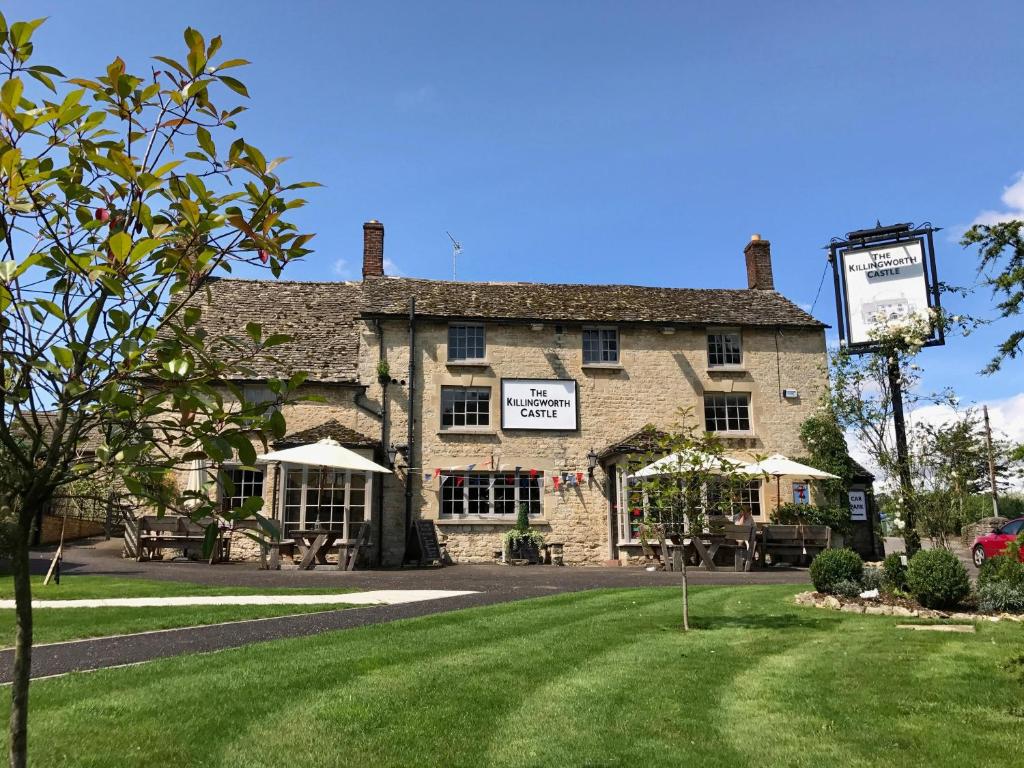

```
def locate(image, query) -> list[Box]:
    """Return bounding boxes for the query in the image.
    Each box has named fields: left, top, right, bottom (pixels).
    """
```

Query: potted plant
left=504, top=504, right=545, bottom=563
left=376, top=359, right=391, bottom=386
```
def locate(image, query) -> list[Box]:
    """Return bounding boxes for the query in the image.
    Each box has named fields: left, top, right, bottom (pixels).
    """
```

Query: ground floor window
left=282, top=465, right=367, bottom=536
left=706, top=478, right=762, bottom=519
left=440, top=471, right=543, bottom=517
left=219, top=467, right=264, bottom=512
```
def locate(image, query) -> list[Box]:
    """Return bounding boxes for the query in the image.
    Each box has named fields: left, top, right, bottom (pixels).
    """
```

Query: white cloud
left=383, top=258, right=402, bottom=276
left=333, top=258, right=353, bottom=279
left=970, top=171, right=1024, bottom=226
left=847, top=391, right=1024, bottom=491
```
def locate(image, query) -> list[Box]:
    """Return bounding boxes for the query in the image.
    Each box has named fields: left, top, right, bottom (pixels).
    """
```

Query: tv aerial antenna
left=446, top=231, right=462, bottom=280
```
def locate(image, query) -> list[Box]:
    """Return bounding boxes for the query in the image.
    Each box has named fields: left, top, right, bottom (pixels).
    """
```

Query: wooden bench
left=762, top=524, right=831, bottom=565
left=135, top=515, right=228, bottom=564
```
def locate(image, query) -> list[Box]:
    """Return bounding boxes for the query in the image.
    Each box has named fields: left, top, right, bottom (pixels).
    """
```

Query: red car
left=972, top=517, right=1024, bottom=567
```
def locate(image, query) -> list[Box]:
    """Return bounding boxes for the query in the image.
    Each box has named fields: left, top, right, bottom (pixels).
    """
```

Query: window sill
left=436, top=518, right=550, bottom=526
left=445, top=360, right=491, bottom=368
left=706, top=366, right=746, bottom=373
left=582, top=362, right=624, bottom=370
left=710, top=432, right=756, bottom=439
left=437, top=429, right=497, bottom=436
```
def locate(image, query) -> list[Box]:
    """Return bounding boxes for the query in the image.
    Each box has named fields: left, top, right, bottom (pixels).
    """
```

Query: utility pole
left=983, top=404, right=999, bottom=516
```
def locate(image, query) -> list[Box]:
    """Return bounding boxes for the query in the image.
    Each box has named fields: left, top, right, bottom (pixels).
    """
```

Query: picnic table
left=290, top=524, right=372, bottom=570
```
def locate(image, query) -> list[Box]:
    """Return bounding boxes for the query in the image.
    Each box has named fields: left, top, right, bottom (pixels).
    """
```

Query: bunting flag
left=506, top=475, right=515, bottom=484
left=514, top=466, right=522, bottom=473
left=433, top=468, right=441, bottom=478
left=455, top=475, right=464, bottom=487
left=529, top=468, right=538, bottom=478
left=576, top=472, right=584, bottom=485
left=467, top=463, right=476, bottom=471
left=423, top=472, right=432, bottom=484
left=552, top=476, right=561, bottom=491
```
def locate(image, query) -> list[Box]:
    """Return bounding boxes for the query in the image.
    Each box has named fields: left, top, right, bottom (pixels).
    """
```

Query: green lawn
left=0, top=575, right=357, bottom=646
left=7, top=585, right=1022, bottom=767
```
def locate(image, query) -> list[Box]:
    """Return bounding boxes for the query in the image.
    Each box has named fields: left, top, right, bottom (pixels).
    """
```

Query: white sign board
left=501, top=379, right=578, bottom=431
left=848, top=490, right=867, bottom=521
left=841, top=239, right=930, bottom=345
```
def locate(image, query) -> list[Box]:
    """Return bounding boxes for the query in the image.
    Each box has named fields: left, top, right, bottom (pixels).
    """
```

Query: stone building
left=192, top=221, right=835, bottom=565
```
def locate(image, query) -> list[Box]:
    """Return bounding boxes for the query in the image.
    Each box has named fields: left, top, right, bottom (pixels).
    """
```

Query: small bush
left=978, top=553, right=1024, bottom=589
left=882, top=552, right=908, bottom=592
left=833, top=579, right=864, bottom=598
left=977, top=581, right=1024, bottom=614
left=906, top=549, right=970, bottom=609
left=861, top=566, right=883, bottom=592
left=810, top=548, right=864, bottom=594
left=773, top=503, right=852, bottom=536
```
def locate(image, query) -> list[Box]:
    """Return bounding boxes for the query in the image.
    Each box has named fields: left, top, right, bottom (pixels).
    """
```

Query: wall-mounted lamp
left=587, top=448, right=599, bottom=478
left=387, top=443, right=409, bottom=468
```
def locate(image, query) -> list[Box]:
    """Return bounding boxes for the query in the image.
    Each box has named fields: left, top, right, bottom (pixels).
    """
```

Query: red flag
left=506, top=475, right=514, bottom=484
left=553, top=476, right=561, bottom=491
left=433, top=468, right=441, bottom=478
left=455, top=475, right=464, bottom=487
left=576, top=472, right=584, bottom=485
left=529, top=468, right=538, bottom=478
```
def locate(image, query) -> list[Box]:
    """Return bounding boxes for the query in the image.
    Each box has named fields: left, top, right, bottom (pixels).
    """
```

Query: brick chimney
left=362, top=220, right=384, bottom=279
left=744, top=234, right=774, bottom=290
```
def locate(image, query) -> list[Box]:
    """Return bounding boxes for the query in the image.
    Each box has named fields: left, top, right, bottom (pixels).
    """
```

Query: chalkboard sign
left=406, top=519, right=443, bottom=566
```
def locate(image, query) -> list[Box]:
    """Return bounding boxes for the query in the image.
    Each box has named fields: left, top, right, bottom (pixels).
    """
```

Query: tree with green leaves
left=0, top=16, right=316, bottom=767
left=961, top=220, right=1023, bottom=372
left=629, top=418, right=757, bottom=630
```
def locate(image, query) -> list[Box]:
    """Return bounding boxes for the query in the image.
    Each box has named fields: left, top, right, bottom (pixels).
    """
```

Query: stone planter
left=509, top=540, right=541, bottom=564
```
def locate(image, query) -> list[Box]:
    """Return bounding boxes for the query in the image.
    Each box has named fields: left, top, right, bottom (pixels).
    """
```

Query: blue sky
left=12, top=1, right=1024, bottom=438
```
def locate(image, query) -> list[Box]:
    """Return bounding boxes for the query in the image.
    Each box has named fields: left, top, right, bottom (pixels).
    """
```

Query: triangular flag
left=529, top=468, right=538, bottom=478
left=576, top=472, right=584, bottom=485
left=506, top=475, right=515, bottom=484
left=433, top=468, right=441, bottom=478
left=455, top=475, right=464, bottom=487
left=553, top=476, right=561, bottom=491
left=423, top=473, right=431, bottom=483
left=467, top=463, right=476, bottom=471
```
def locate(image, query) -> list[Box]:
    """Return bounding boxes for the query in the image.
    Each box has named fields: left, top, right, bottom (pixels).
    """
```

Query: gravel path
left=4, top=590, right=476, bottom=609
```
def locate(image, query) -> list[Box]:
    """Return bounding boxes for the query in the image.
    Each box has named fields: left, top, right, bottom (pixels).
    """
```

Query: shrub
left=906, top=549, right=970, bottom=609
left=809, top=548, right=864, bottom=594
left=833, top=579, right=864, bottom=598
left=882, top=552, right=909, bottom=592
left=773, top=503, right=852, bottom=537
left=977, top=553, right=1024, bottom=590
left=861, top=566, right=883, bottom=592
left=977, top=581, right=1024, bottom=614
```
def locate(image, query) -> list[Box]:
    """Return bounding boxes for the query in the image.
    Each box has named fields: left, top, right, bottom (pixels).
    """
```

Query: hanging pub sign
left=501, top=378, right=579, bottom=431
left=829, top=222, right=944, bottom=353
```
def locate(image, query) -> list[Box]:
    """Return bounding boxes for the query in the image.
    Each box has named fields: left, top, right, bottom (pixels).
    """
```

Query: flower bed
left=793, top=590, right=1024, bottom=622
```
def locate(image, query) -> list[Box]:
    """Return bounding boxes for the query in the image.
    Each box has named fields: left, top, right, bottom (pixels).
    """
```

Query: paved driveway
left=5, top=537, right=811, bottom=682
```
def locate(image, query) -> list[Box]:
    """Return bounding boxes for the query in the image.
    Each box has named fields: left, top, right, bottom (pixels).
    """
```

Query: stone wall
left=38, top=515, right=105, bottom=545
left=364, top=316, right=828, bottom=565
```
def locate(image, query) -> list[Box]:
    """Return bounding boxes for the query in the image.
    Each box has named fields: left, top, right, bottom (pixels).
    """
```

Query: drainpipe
left=376, top=319, right=387, bottom=565
left=404, top=298, right=416, bottom=546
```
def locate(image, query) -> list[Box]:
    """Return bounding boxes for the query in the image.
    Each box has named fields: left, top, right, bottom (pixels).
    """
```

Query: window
left=447, top=324, right=486, bottom=361
left=220, top=467, right=264, bottom=511
left=707, top=331, right=742, bottom=367
left=282, top=466, right=366, bottom=536
left=242, top=384, right=279, bottom=416
left=583, top=327, right=619, bottom=364
left=704, top=393, right=751, bottom=433
left=1000, top=520, right=1024, bottom=536
left=707, top=479, right=762, bottom=518
left=440, top=386, right=491, bottom=430
left=440, top=471, right=543, bottom=517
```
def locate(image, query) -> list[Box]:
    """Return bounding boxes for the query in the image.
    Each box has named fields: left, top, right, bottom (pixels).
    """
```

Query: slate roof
left=361, top=276, right=825, bottom=328
left=191, top=278, right=364, bottom=385
left=273, top=419, right=378, bottom=449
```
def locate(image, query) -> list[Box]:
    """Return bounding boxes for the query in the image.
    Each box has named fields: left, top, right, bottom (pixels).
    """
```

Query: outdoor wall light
left=587, top=448, right=599, bottom=477
left=387, top=443, right=408, bottom=467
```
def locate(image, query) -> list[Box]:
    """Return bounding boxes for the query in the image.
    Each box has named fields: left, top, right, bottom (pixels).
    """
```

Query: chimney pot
left=362, top=220, right=384, bottom=279
left=744, top=235, right=774, bottom=290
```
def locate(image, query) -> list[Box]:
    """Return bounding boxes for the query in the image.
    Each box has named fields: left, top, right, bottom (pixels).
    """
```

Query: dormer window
left=707, top=330, right=742, bottom=367
left=448, top=323, right=486, bottom=361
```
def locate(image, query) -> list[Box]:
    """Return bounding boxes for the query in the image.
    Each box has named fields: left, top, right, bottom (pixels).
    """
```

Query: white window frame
left=440, top=386, right=492, bottom=431
left=439, top=471, right=544, bottom=518
left=582, top=326, right=620, bottom=365
left=447, top=323, right=487, bottom=362
left=706, top=329, right=743, bottom=368
left=703, top=392, right=752, bottom=434
left=218, top=465, right=265, bottom=512
left=278, top=463, right=372, bottom=538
